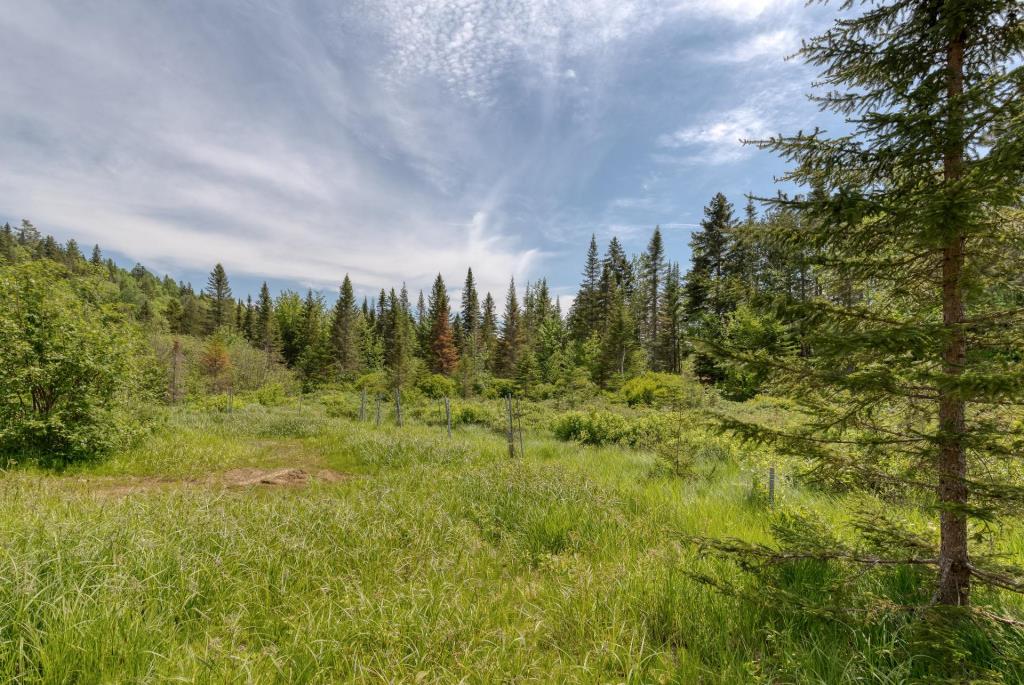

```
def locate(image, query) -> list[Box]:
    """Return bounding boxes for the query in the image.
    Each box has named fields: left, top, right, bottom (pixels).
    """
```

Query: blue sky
left=0, top=0, right=839, bottom=305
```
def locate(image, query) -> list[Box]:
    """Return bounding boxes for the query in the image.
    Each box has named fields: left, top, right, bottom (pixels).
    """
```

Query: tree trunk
left=935, top=29, right=970, bottom=607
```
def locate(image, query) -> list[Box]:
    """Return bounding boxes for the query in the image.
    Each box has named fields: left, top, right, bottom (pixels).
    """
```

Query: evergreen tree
left=383, top=289, right=416, bottom=389
left=90, top=244, right=103, bottom=266
left=568, top=235, right=602, bottom=342
left=427, top=274, right=459, bottom=375
left=657, top=263, right=684, bottom=373
left=330, top=275, right=361, bottom=378
left=461, top=267, right=481, bottom=345
left=686, top=194, right=737, bottom=381
left=707, top=0, right=1024, bottom=609
left=480, top=293, right=498, bottom=371
left=204, top=263, right=233, bottom=331
left=641, top=226, right=666, bottom=360
left=496, top=278, right=524, bottom=377
left=0, top=224, right=15, bottom=263
left=17, top=219, right=40, bottom=246
left=255, top=282, right=277, bottom=362
left=297, top=289, right=331, bottom=389
left=64, top=239, right=82, bottom=266
left=242, top=295, right=254, bottom=343
left=415, top=290, right=430, bottom=356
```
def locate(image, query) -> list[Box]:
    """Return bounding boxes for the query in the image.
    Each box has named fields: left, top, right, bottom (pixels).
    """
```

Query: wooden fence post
left=768, top=464, right=776, bottom=508
left=359, top=389, right=366, bottom=421
left=505, top=395, right=516, bottom=458
left=444, top=396, right=452, bottom=438
left=375, top=397, right=382, bottom=427
left=395, top=389, right=403, bottom=427
left=516, top=397, right=525, bottom=458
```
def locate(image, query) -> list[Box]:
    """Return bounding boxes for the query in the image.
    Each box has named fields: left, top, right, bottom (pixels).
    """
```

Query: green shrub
left=417, top=373, right=456, bottom=399
left=552, top=411, right=631, bottom=446
left=355, top=371, right=389, bottom=396
left=619, top=372, right=705, bottom=408
left=0, top=261, right=159, bottom=462
left=485, top=378, right=519, bottom=399
left=453, top=403, right=498, bottom=427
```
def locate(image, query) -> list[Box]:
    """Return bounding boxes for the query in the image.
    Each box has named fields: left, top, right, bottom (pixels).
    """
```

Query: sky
left=0, top=0, right=841, bottom=305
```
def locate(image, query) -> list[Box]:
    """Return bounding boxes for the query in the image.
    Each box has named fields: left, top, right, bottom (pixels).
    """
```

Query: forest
left=0, top=1, right=1023, bottom=683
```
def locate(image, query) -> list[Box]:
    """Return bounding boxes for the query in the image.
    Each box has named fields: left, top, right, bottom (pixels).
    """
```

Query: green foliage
left=417, top=373, right=456, bottom=399
left=0, top=261, right=158, bottom=462
left=718, top=304, right=787, bottom=401
left=619, top=372, right=704, bottom=408
left=355, top=371, right=389, bottom=396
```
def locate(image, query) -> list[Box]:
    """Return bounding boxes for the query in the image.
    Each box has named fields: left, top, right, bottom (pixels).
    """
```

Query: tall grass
left=0, top=400, right=1020, bottom=683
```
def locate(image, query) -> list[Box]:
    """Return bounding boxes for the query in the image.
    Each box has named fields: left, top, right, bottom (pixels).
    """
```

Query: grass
left=0, top=398, right=1021, bottom=683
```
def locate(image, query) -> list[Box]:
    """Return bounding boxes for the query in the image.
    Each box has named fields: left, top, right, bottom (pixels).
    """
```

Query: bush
left=355, top=371, right=389, bottom=396
left=453, top=403, right=498, bottom=427
left=619, top=372, right=705, bottom=408
left=417, top=373, right=456, bottom=399
left=0, top=261, right=159, bottom=462
left=485, top=378, right=519, bottom=399
left=552, top=411, right=632, bottom=446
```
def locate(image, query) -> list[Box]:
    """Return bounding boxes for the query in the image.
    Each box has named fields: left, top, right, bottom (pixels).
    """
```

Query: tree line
left=1, top=190, right=816, bottom=401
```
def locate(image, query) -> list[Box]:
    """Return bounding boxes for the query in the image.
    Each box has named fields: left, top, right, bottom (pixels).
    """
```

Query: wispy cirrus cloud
left=0, top=0, right=833, bottom=299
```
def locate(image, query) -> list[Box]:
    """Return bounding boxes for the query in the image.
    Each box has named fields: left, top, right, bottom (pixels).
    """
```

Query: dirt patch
left=220, top=467, right=349, bottom=487
left=80, top=468, right=350, bottom=497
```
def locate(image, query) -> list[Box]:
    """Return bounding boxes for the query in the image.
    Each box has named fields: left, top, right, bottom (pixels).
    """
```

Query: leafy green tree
left=0, top=261, right=156, bottom=461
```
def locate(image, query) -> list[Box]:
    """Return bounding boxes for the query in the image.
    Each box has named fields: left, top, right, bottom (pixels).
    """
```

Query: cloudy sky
left=0, top=0, right=840, bottom=303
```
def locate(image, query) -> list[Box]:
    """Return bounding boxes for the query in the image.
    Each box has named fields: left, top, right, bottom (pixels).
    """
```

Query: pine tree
left=90, top=244, right=103, bottom=266
left=708, top=0, right=1024, bottom=609
left=480, top=293, right=498, bottom=371
left=297, top=289, right=331, bottom=389
left=686, top=194, right=737, bottom=382
left=657, top=263, right=684, bottom=373
left=569, top=235, right=602, bottom=342
left=461, top=267, right=481, bottom=345
left=415, top=290, right=430, bottom=357
left=496, top=278, right=524, bottom=377
left=17, top=220, right=40, bottom=246
left=242, top=295, right=254, bottom=343
left=597, top=278, right=638, bottom=383
left=641, top=226, right=666, bottom=361
left=205, top=264, right=233, bottom=331
left=383, top=289, right=416, bottom=389
left=64, top=239, right=82, bottom=266
left=0, top=224, right=15, bottom=263
left=255, top=282, right=277, bottom=362
left=427, top=274, right=459, bottom=375
left=330, top=275, right=361, bottom=378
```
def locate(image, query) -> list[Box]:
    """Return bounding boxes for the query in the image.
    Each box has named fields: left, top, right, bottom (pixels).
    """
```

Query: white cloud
left=712, top=28, right=799, bottom=63
left=656, top=106, right=772, bottom=164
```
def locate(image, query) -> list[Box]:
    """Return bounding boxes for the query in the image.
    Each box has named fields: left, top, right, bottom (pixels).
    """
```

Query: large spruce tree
left=714, top=0, right=1024, bottom=608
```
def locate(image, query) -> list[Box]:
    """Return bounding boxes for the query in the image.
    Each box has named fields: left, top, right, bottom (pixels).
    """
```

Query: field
left=1, top=395, right=1023, bottom=684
